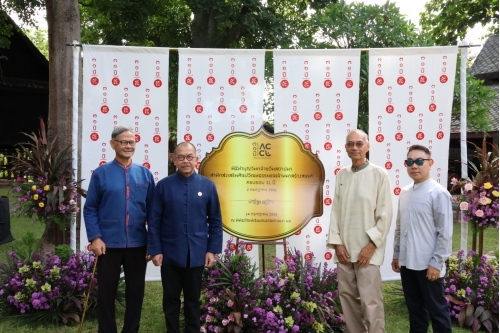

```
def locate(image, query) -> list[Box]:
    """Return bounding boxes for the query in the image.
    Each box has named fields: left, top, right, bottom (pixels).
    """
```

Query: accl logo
left=253, top=142, right=271, bottom=157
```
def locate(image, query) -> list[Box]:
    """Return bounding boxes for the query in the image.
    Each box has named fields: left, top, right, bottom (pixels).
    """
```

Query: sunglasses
left=405, top=158, right=431, bottom=166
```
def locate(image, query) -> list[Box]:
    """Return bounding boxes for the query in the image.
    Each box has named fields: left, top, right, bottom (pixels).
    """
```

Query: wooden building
left=0, top=13, right=49, bottom=179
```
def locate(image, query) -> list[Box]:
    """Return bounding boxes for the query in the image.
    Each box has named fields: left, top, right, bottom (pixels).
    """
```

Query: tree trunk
left=44, top=0, right=80, bottom=245
left=190, top=7, right=219, bottom=48
left=188, top=3, right=245, bottom=48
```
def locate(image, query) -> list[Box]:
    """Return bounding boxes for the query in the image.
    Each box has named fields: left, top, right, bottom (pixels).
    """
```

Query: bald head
left=346, top=129, right=368, bottom=143
left=174, top=142, right=196, bottom=155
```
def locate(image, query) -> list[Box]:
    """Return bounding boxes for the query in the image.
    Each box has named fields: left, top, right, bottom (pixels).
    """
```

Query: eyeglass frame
left=346, top=141, right=366, bottom=148
left=175, top=154, right=195, bottom=161
left=113, top=139, right=136, bottom=147
left=405, top=158, right=431, bottom=166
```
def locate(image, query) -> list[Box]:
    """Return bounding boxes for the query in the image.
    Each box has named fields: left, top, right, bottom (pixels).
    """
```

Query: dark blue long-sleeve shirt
left=83, top=160, right=155, bottom=248
left=147, top=171, right=223, bottom=268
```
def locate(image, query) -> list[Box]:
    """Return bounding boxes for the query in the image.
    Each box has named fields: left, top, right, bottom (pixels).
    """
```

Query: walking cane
left=78, top=255, right=99, bottom=333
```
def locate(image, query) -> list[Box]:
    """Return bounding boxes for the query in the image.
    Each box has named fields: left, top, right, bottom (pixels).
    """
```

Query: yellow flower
left=38, top=202, right=45, bottom=208
left=493, top=190, right=499, bottom=197
left=25, top=278, right=36, bottom=289
left=33, top=194, right=39, bottom=200
left=44, top=185, right=50, bottom=191
left=484, top=182, right=492, bottom=190
left=14, top=292, right=25, bottom=301
left=41, top=283, right=51, bottom=293
left=303, top=301, right=317, bottom=313
left=31, top=185, right=37, bottom=191
left=487, top=198, right=492, bottom=204
left=456, top=289, right=466, bottom=298
left=18, top=265, right=29, bottom=274
left=312, top=322, right=324, bottom=333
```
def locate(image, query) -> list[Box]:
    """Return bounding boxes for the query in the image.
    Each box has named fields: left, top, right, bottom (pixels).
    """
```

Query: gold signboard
left=199, top=128, right=325, bottom=241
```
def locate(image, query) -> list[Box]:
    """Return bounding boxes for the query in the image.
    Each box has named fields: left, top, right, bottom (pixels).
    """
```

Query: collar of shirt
left=175, top=171, right=197, bottom=183
left=351, top=159, right=369, bottom=173
left=412, top=177, right=433, bottom=189
left=114, top=159, right=133, bottom=170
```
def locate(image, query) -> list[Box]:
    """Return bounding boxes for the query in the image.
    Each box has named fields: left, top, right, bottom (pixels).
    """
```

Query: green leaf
left=465, top=314, right=475, bottom=327
left=458, top=307, right=467, bottom=327
left=474, top=305, right=485, bottom=318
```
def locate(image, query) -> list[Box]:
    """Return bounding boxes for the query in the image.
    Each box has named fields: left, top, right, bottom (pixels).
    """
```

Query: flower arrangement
left=11, top=177, right=80, bottom=229
left=451, top=139, right=499, bottom=232
left=0, top=249, right=97, bottom=325
left=451, top=179, right=499, bottom=231
left=444, top=250, right=499, bottom=332
left=8, top=117, right=82, bottom=230
left=200, top=241, right=343, bottom=333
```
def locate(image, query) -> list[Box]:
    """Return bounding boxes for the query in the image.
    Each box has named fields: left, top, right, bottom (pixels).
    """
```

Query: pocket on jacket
left=134, top=183, right=148, bottom=204
left=101, top=219, right=119, bottom=228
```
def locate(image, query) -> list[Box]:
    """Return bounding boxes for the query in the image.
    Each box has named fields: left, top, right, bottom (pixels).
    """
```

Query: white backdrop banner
left=273, top=49, right=361, bottom=264
left=81, top=45, right=170, bottom=281
left=368, top=46, right=458, bottom=280
left=177, top=48, right=266, bottom=262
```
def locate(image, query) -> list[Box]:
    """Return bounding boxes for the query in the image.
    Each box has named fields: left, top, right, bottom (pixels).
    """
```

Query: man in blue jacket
left=148, top=142, right=223, bottom=333
left=84, top=126, right=155, bottom=333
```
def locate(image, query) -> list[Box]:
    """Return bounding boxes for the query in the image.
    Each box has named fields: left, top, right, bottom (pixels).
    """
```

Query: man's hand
left=357, top=242, right=376, bottom=268
left=151, top=254, right=163, bottom=266
left=426, top=266, right=440, bottom=281
left=333, top=244, right=350, bottom=265
left=90, top=238, right=106, bottom=256
left=391, top=259, right=400, bottom=273
left=205, top=252, right=216, bottom=268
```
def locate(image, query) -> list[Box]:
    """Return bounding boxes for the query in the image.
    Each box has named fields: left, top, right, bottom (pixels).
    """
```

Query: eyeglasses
left=346, top=141, right=366, bottom=148
left=176, top=155, right=195, bottom=161
left=405, top=158, right=431, bottom=166
left=113, top=140, right=136, bottom=147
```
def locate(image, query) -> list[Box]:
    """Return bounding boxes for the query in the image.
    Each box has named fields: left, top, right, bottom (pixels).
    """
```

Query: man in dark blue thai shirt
left=148, top=142, right=223, bottom=333
left=84, top=126, right=155, bottom=333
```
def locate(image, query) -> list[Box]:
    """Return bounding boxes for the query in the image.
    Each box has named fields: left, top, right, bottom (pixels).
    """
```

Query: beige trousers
left=337, top=262, right=385, bottom=333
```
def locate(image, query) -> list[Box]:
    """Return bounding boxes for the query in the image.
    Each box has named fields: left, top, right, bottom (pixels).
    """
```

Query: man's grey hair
left=111, top=126, right=134, bottom=139
left=346, top=129, right=369, bottom=142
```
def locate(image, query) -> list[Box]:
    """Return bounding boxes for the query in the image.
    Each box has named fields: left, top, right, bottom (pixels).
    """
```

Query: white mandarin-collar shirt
left=393, top=178, right=453, bottom=277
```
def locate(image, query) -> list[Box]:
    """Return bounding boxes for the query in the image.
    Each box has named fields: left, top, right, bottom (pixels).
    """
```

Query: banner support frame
left=235, top=237, right=288, bottom=272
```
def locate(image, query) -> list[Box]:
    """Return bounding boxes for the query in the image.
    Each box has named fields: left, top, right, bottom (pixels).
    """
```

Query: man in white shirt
left=327, top=129, right=393, bottom=333
left=392, top=144, right=452, bottom=333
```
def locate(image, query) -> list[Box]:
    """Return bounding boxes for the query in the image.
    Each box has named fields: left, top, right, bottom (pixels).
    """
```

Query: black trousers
left=161, top=263, right=204, bottom=333
left=400, top=266, right=452, bottom=333
left=96, top=247, right=147, bottom=333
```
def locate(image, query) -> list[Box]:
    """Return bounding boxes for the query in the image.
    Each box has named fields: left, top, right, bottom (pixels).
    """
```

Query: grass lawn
left=0, top=188, right=45, bottom=263
left=0, top=187, right=497, bottom=332
left=452, top=220, right=498, bottom=256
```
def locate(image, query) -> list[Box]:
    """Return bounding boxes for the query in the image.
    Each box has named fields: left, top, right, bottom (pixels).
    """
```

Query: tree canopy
left=2, top=0, right=497, bottom=134
left=420, top=0, right=499, bottom=45
left=309, top=1, right=433, bottom=130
